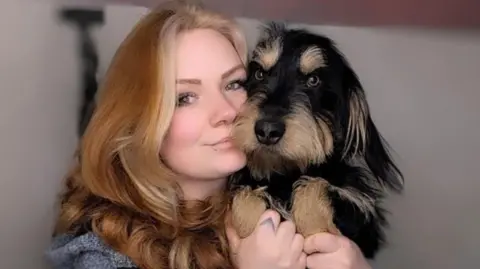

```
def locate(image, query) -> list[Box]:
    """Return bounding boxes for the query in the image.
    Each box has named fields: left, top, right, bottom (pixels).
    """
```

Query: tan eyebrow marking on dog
left=299, top=46, right=326, bottom=74
left=253, top=38, right=282, bottom=70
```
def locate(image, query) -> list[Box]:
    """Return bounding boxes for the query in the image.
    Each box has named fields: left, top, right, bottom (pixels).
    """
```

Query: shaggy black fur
left=229, top=22, right=404, bottom=259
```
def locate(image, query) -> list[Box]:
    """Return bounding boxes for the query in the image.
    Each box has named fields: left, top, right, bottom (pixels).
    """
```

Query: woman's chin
left=214, top=149, right=247, bottom=175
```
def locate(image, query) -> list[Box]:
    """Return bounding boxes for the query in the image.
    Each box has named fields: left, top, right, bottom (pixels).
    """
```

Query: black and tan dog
left=228, top=22, right=404, bottom=259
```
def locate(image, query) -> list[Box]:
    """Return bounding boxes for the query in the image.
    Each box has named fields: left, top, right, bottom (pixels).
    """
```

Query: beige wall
left=1, top=2, right=479, bottom=268
left=0, top=0, right=79, bottom=268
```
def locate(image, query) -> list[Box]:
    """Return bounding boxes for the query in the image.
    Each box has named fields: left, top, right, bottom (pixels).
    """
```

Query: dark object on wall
left=59, top=8, right=105, bottom=137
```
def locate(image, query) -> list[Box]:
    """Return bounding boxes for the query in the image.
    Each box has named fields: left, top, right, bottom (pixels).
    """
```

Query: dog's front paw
left=230, top=186, right=268, bottom=238
left=291, top=176, right=341, bottom=237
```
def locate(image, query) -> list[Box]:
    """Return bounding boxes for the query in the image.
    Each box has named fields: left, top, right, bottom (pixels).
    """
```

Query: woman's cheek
left=229, top=90, right=247, bottom=111
left=167, top=112, right=204, bottom=147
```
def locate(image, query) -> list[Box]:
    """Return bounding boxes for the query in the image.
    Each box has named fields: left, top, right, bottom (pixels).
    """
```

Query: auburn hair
left=53, top=1, right=247, bottom=269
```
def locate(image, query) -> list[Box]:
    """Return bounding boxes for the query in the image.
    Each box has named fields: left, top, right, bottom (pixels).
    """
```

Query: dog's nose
left=254, top=119, right=285, bottom=145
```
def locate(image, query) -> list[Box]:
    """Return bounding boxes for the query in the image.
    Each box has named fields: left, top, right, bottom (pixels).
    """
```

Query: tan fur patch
left=291, top=176, right=341, bottom=237
left=299, top=46, right=326, bottom=74
left=343, top=89, right=368, bottom=159
left=230, top=186, right=268, bottom=238
left=280, top=104, right=334, bottom=169
left=252, top=38, right=282, bottom=70
left=231, top=94, right=263, bottom=153
left=245, top=151, right=294, bottom=181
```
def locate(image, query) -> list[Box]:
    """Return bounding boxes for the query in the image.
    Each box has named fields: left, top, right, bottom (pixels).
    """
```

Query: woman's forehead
left=175, top=29, right=244, bottom=80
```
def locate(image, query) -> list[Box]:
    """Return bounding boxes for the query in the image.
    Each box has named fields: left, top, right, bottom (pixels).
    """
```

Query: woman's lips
left=210, top=137, right=234, bottom=150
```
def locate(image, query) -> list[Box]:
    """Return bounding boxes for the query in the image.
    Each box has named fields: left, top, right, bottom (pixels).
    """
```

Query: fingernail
left=260, top=217, right=275, bottom=231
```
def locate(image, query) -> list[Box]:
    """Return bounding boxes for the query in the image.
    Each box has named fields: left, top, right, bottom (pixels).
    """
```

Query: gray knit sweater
left=45, top=232, right=138, bottom=269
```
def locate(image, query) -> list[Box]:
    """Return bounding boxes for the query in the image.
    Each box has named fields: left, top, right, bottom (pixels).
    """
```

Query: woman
left=46, top=1, right=372, bottom=269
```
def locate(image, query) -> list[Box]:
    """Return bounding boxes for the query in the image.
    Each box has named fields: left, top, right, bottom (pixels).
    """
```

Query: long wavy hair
left=53, top=1, right=247, bottom=269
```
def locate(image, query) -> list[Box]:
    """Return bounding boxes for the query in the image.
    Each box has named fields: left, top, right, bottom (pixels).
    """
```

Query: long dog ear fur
left=337, top=50, right=404, bottom=193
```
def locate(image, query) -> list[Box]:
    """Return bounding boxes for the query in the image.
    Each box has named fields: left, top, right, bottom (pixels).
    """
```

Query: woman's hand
left=226, top=210, right=306, bottom=269
left=303, top=232, right=372, bottom=269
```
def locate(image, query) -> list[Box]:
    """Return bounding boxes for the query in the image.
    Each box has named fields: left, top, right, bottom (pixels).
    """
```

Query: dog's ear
left=362, top=109, right=404, bottom=193
left=258, top=21, right=286, bottom=41
left=339, top=59, right=404, bottom=193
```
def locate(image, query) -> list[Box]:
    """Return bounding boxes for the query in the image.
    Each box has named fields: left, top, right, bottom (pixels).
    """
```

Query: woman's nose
left=210, top=95, right=237, bottom=127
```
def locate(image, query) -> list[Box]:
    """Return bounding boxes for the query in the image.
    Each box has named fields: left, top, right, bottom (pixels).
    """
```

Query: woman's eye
left=176, top=92, right=197, bottom=107
left=226, top=80, right=245, bottom=91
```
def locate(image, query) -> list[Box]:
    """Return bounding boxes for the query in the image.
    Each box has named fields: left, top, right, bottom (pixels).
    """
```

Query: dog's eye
left=306, top=75, right=321, bottom=87
left=254, top=70, right=265, bottom=80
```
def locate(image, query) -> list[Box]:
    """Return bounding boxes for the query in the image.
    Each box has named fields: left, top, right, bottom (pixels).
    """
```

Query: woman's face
left=161, top=28, right=247, bottom=192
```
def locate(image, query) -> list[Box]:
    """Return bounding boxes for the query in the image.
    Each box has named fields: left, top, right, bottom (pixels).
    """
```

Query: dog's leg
left=230, top=186, right=268, bottom=238
left=291, top=176, right=341, bottom=237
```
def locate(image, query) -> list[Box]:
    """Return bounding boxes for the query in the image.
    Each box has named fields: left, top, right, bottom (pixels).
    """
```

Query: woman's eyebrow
left=221, top=64, right=244, bottom=79
left=176, top=78, right=201, bottom=85
left=175, top=64, right=244, bottom=84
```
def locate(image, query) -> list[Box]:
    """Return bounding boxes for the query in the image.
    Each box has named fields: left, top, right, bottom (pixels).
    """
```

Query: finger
left=290, top=233, right=305, bottom=260
left=276, top=220, right=296, bottom=242
left=254, top=209, right=281, bottom=235
left=306, top=253, right=331, bottom=269
left=304, top=232, right=341, bottom=254
left=225, top=225, right=240, bottom=251
left=297, top=252, right=307, bottom=269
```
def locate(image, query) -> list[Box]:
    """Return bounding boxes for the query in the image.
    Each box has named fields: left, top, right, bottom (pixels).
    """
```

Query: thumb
left=304, top=232, right=342, bottom=255
left=225, top=225, right=240, bottom=251
left=225, top=212, right=240, bottom=251
left=254, top=209, right=281, bottom=235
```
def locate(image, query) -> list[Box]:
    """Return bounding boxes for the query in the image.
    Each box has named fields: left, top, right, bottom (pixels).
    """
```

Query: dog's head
left=232, top=22, right=403, bottom=191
